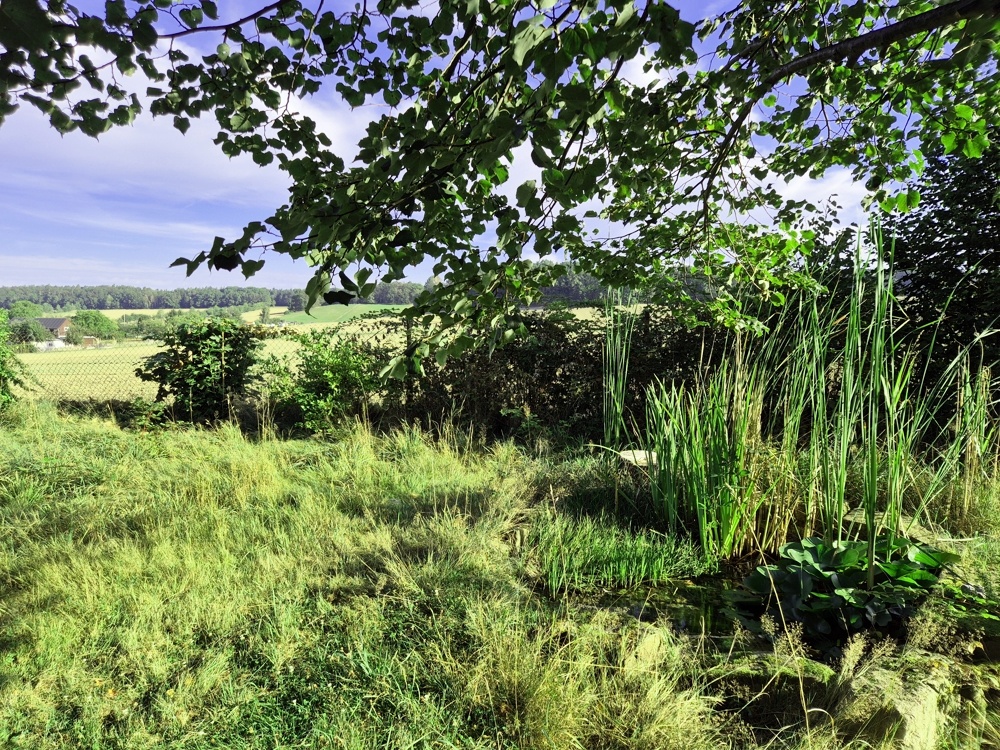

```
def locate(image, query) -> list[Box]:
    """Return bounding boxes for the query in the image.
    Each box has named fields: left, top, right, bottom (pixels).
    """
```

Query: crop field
left=96, top=308, right=201, bottom=321
left=16, top=338, right=303, bottom=402
left=276, top=303, right=406, bottom=325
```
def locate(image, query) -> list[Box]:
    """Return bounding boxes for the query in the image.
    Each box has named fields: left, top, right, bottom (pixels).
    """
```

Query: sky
left=0, top=1, right=868, bottom=292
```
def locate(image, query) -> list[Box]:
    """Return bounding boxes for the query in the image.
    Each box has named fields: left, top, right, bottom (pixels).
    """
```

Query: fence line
left=14, top=313, right=406, bottom=403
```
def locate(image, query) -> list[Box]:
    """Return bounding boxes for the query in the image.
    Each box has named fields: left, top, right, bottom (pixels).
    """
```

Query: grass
left=0, top=402, right=728, bottom=749
left=644, top=228, right=1000, bottom=561
left=0, top=402, right=995, bottom=748
left=528, top=510, right=711, bottom=593
left=15, top=339, right=302, bottom=401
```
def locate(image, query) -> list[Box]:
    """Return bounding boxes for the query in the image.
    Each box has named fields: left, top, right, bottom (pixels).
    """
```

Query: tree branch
left=159, top=2, right=288, bottom=40
left=701, top=0, right=1000, bottom=226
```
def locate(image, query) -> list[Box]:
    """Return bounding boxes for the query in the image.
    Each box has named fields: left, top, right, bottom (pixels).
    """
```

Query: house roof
left=36, top=317, right=71, bottom=328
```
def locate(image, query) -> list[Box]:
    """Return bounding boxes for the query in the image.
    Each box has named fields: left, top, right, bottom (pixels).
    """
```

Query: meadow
left=6, top=270, right=1000, bottom=747
left=2, top=400, right=997, bottom=749
left=276, top=303, right=406, bottom=326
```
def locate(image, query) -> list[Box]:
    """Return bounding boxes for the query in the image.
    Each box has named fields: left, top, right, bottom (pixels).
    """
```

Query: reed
left=644, top=224, right=1000, bottom=565
left=602, top=288, right=638, bottom=450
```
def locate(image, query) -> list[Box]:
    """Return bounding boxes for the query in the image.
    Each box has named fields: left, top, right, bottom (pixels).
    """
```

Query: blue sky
left=0, top=1, right=866, bottom=291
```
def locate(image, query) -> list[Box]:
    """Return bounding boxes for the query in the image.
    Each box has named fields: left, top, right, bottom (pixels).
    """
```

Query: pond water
left=588, top=578, right=738, bottom=635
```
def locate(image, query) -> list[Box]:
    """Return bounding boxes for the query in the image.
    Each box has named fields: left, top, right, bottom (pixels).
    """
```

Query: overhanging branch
left=702, top=0, right=1000, bottom=224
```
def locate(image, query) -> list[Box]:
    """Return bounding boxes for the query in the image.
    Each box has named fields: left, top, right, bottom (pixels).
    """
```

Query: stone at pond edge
left=619, top=450, right=657, bottom=470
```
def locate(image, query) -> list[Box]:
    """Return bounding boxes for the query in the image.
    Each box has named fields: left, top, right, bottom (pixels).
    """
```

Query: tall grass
left=644, top=225, right=1000, bottom=564
left=603, top=289, right=638, bottom=450
left=0, top=402, right=991, bottom=748
left=529, top=510, right=710, bottom=593
left=0, top=401, right=732, bottom=749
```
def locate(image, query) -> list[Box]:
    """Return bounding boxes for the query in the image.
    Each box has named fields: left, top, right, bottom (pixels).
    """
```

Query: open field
left=16, top=338, right=303, bottom=401
left=276, top=303, right=406, bottom=325
left=239, top=306, right=288, bottom=322
left=97, top=308, right=202, bottom=321
left=38, top=307, right=291, bottom=323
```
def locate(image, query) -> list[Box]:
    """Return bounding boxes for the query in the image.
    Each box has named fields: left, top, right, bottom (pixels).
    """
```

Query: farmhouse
left=36, top=317, right=72, bottom=338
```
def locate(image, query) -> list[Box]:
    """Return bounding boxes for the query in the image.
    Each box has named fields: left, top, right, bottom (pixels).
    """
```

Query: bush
left=0, top=310, right=30, bottom=411
left=9, top=318, right=53, bottom=344
left=71, top=309, right=120, bottom=339
left=397, top=308, right=722, bottom=444
left=135, top=318, right=263, bottom=423
left=285, top=329, right=380, bottom=432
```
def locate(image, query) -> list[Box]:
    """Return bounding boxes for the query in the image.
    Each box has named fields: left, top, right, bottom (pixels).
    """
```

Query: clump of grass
left=644, top=225, right=1000, bottom=565
left=603, top=288, right=638, bottom=450
left=528, top=509, right=711, bottom=593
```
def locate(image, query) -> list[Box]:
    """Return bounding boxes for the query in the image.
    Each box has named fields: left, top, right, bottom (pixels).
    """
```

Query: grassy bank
left=0, top=402, right=997, bottom=748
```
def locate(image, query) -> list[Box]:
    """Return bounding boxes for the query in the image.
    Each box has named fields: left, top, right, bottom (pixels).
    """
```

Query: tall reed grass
left=603, top=289, right=638, bottom=450
left=644, top=226, right=1000, bottom=564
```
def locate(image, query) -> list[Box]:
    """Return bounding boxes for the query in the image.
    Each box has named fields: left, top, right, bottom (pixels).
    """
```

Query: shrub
left=399, top=308, right=721, bottom=443
left=9, top=318, right=53, bottom=343
left=286, top=329, right=379, bottom=432
left=0, top=310, right=30, bottom=411
left=135, top=318, right=262, bottom=423
left=71, top=309, right=120, bottom=340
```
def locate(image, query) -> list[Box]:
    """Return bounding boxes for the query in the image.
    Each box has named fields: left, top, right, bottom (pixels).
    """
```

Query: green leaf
left=0, top=0, right=52, bottom=51
left=511, top=17, right=549, bottom=67
left=323, top=290, right=355, bottom=305
left=242, top=259, right=265, bottom=278
left=515, top=180, right=537, bottom=208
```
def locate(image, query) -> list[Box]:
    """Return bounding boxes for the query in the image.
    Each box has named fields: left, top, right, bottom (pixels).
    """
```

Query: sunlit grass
left=0, top=402, right=729, bottom=749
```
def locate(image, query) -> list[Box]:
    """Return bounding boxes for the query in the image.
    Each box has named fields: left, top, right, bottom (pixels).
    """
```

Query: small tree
left=885, top=139, right=1000, bottom=369
left=0, top=311, right=30, bottom=411
left=71, top=310, right=119, bottom=339
left=136, top=318, right=262, bottom=423
left=9, top=300, right=44, bottom=318
left=285, top=291, right=307, bottom=313
left=10, top=318, right=53, bottom=344
left=286, top=329, right=378, bottom=431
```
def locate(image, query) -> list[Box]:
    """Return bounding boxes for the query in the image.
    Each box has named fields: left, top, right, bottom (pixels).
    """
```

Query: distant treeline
left=0, top=267, right=606, bottom=312
left=0, top=285, right=306, bottom=311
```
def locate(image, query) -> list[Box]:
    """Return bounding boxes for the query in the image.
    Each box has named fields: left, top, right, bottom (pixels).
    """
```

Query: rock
left=619, top=450, right=657, bottom=471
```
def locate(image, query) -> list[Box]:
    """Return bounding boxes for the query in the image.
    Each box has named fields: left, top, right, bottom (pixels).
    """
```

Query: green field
left=276, top=303, right=406, bottom=325
left=16, top=338, right=303, bottom=402
left=0, top=402, right=994, bottom=749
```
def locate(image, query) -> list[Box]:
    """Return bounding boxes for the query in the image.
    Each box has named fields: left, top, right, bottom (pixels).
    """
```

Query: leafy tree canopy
left=3, top=0, right=999, bottom=364
left=71, top=309, right=120, bottom=338
left=885, top=132, right=1000, bottom=364
left=9, top=300, right=45, bottom=318
left=9, top=318, right=53, bottom=343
